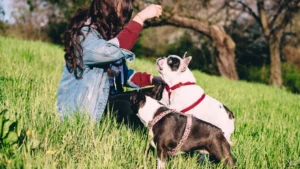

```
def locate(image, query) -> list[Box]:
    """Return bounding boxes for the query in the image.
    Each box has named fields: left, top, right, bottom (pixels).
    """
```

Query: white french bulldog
left=156, top=54, right=234, bottom=144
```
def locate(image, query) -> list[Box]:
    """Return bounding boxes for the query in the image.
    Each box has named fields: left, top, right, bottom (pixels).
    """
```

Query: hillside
left=0, top=37, right=299, bottom=168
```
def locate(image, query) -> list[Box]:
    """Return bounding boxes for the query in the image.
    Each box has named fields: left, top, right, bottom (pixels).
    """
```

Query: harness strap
left=168, top=114, right=193, bottom=156
left=148, top=110, right=193, bottom=156
left=148, top=110, right=173, bottom=129
left=165, top=82, right=196, bottom=99
left=165, top=82, right=206, bottom=113
left=180, top=94, right=206, bottom=113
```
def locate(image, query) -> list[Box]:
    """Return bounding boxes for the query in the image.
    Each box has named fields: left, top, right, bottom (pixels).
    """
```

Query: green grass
left=0, top=36, right=299, bottom=169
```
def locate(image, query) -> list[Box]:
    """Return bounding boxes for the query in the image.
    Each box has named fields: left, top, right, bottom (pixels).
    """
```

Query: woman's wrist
left=150, top=74, right=153, bottom=84
left=133, top=13, right=145, bottom=26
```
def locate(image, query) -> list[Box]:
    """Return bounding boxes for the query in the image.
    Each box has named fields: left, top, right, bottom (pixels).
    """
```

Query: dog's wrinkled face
left=129, top=91, right=146, bottom=114
left=156, top=55, right=192, bottom=80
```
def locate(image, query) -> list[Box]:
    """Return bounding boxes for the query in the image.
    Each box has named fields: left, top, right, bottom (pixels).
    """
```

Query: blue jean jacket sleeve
left=56, top=26, right=138, bottom=121
left=80, top=27, right=135, bottom=68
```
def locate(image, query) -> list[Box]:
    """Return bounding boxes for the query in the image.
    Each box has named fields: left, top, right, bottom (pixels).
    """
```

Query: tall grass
left=0, top=36, right=299, bottom=168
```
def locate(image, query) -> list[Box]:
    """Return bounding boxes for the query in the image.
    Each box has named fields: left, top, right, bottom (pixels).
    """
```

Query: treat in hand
left=133, top=4, right=163, bottom=25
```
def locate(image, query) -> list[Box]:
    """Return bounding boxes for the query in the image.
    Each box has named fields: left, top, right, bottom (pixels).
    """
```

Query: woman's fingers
left=153, top=5, right=162, bottom=17
left=156, top=5, right=162, bottom=11
left=135, top=4, right=163, bottom=22
left=155, top=5, right=163, bottom=17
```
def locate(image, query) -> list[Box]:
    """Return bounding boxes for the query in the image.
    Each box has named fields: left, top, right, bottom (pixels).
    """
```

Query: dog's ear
left=181, top=56, right=192, bottom=72
left=150, top=83, right=165, bottom=100
left=183, top=51, right=188, bottom=58
left=137, top=90, right=146, bottom=107
left=129, top=91, right=146, bottom=114
left=130, top=94, right=138, bottom=104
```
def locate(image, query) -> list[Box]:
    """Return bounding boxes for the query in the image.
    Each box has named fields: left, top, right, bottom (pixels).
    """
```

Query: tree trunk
left=268, top=30, right=283, bottom=87
left=166, top=15, right=239, bottom=80
left=210, top=26, right=239, bottom=80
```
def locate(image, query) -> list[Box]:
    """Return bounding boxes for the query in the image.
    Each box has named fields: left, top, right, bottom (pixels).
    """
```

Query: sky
left=1, top=0, right=14, bottom=23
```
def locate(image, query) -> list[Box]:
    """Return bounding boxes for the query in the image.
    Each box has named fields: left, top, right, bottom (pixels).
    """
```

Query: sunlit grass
left=0, top=36, right=299, bottom=168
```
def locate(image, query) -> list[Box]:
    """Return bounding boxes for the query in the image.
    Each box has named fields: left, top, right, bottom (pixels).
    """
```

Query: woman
left=56, top=0, right=163, bottom=120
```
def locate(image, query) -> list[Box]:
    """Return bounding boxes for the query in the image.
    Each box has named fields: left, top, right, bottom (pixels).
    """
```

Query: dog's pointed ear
left=137, top=90, right=146, bottom=107
left=130, top=94, right=138, bottom=104
left=181, top=56, right=192, bottom=72
left=183, top=51, right=188, bottom=58
left=150, top=82, right=165, bottom=100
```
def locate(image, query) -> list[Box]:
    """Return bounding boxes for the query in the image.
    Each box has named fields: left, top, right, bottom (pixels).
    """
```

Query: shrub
left=282, top=64, right=300, bottom=94
left=238, top=64, right=300, bottom=94
left=0, top=21, right=8, bottom=35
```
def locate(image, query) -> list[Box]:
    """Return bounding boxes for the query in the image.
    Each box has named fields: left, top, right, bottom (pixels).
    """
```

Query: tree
left=42, top=0, right=91, bottom=43
left=39, top=0, right=239, bottom=80
left=0, top=1, right=7, bottom=35
left=165, top=15, right=239, bottom=80
left=0, top=0, right=4, bottom=21
left=134, top=0, right=239, bottom=80
left=237, top=0, right=300, bottom=87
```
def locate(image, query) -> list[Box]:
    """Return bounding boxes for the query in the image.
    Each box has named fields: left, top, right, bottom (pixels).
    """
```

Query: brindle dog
left=129, top=89, right=235, bottom=169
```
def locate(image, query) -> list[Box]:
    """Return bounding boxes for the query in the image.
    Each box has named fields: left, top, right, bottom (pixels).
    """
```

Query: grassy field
left=0, top=36, right=299, bottom=169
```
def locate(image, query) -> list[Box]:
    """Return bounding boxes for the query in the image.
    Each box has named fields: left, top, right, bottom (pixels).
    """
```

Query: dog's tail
left=223, top=105, right=234, bottom=119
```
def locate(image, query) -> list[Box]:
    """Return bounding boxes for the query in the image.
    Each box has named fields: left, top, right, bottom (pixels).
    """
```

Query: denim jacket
left=56, top=26, right=135, bottom=120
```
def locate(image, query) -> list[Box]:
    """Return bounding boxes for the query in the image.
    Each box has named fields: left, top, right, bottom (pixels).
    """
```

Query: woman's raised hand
left=133, top=4, right=163, bottom=25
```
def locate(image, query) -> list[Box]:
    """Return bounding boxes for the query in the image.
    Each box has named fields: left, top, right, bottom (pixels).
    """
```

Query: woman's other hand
left=133, top=4, right=163, bottom=25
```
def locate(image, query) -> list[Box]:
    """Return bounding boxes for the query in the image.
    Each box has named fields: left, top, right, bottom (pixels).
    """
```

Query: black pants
left=106, top=87, right=154, bottom=127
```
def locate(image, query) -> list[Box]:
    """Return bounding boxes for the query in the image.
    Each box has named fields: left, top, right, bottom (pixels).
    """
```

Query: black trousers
left=105, top=87, right=154, bottom=127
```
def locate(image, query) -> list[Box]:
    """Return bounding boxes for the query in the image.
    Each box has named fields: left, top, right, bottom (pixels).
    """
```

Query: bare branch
left=206, top=3, right=226, bottom=20
left=167, top=14, right=210, bottom=35
left=172, top=0, right=182, bottom=13
left=237, top=1, right=262, bottom=29
left=257, top=0, right=270, bottom=36
left=270, top=1, right=300, bottom=36
left=269, top=2, right=285, bottom=29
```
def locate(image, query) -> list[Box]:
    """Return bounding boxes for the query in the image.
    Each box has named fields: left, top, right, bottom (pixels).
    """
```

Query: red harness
left=165, top=82, right=206, bottom=113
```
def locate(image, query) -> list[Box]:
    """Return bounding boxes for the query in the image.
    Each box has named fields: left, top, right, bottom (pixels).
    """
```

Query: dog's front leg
left=157, top=144, right=167, bottom=169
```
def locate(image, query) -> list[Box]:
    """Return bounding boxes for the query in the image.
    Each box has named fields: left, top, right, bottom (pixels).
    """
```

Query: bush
left=238, top=65, right=270, bottom=84
left=238, top=64, right=300, bottom=94
left=282, top=64, right=300, bottom=94
left=0, top=21, right=8, bottom=35
left=132, top=40, right=156, bottom=59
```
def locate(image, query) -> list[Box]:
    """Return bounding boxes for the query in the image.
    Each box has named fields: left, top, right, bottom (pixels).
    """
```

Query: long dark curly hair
left=64, top=0, right=133, bottom=78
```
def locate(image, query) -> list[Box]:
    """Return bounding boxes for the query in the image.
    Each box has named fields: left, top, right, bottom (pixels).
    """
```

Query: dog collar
left=165, top=82, right=196, bottom=99
left=148, top=110, right=193, bottom=156
left=148, top=110, right=173, bottom=129
left=165, top=82, right=206, bottom=113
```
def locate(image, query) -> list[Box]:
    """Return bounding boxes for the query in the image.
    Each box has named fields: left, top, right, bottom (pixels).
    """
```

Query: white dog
left=156, top=54, right=234, bottom=144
